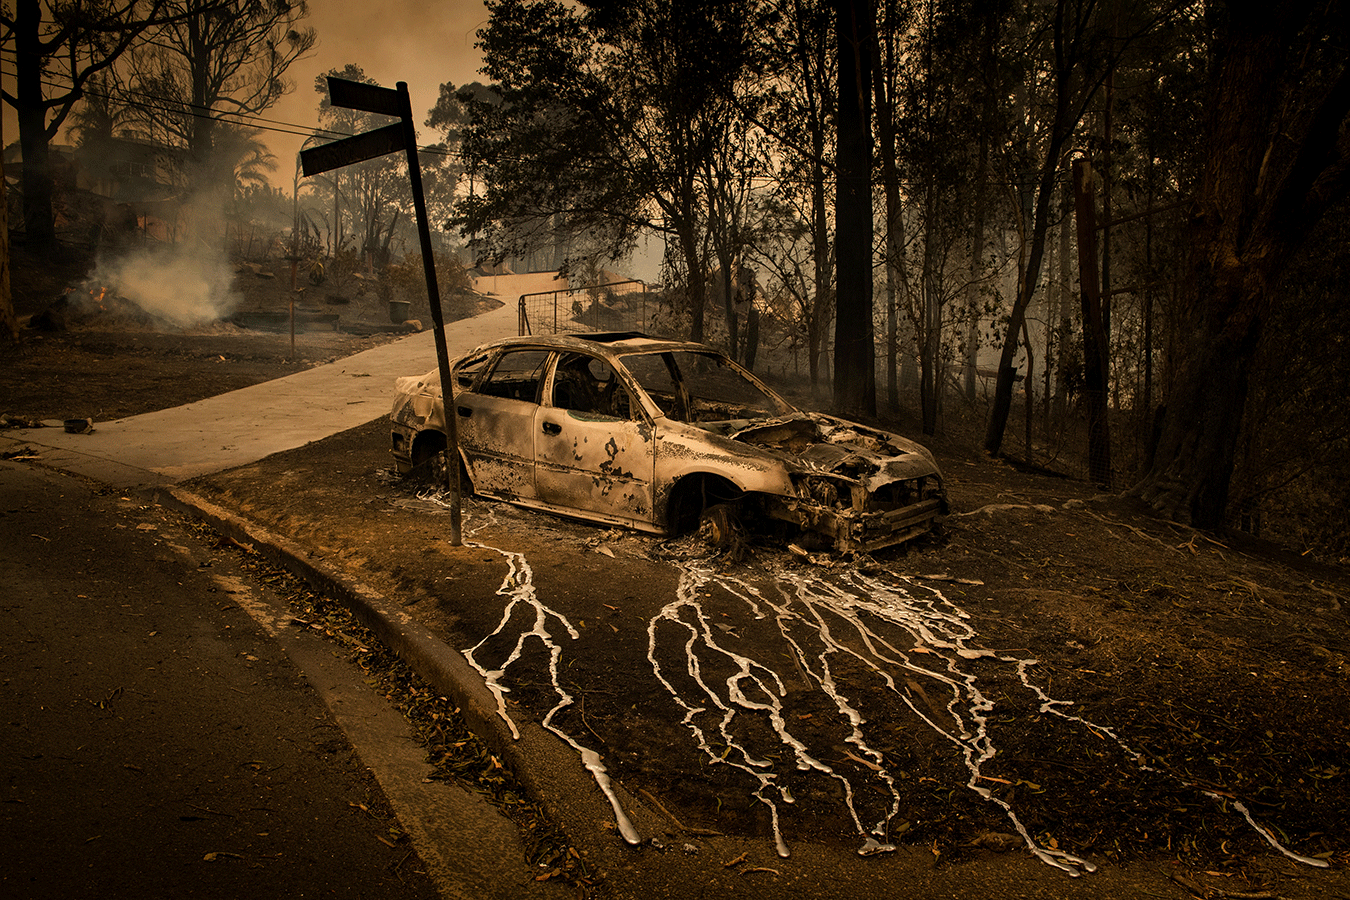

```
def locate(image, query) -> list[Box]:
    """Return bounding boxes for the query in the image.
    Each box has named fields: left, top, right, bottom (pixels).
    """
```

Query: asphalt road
left=0, top=459, right=559, bottom=900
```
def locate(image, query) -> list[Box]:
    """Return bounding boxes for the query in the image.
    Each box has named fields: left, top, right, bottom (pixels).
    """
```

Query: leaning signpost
left=301, top=78, right=463, bottom=545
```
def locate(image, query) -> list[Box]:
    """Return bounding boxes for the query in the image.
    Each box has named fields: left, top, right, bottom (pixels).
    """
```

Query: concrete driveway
left=2, top=301, right=519, bottom=487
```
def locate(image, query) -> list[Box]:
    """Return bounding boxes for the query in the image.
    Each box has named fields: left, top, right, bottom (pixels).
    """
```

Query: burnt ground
left=1, top=245, right=414, bottom=422
left=4, top=252, right=1350, bottom=898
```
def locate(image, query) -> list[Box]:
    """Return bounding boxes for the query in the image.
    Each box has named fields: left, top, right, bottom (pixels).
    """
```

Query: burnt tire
left=698, top=503, right=741, bottom=550
left=408, top=434, right=472, bottom=495
left=698, top=502, right=748, bottom=562
left=667, top=474, right=743, bottom=536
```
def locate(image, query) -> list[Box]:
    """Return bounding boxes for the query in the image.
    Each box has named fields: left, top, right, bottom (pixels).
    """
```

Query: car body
left=389, top=332, right=946, bottom=553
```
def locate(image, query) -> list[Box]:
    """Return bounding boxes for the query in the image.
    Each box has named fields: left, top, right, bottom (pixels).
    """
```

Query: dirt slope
left=4, top=272, right=1349, bottom=897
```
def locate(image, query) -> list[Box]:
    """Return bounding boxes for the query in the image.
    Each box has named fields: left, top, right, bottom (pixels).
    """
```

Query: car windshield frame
left=619, top=349, right=795, bottom=425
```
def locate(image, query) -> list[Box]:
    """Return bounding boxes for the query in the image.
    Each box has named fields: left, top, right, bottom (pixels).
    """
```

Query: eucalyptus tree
left=423, top=80, right=490, bottom=233
left=703, top=123, right=765, bottom=361
left=887, top=0, right=993, bottom=434
left=833, top=0, right=876, bottom=416
left=745, top=191, right=835, bottom=381
left=981, top=0, right=1164, bottom=457
left=871, top=0, right=908, bottom=414
left=959, top=1, right=1011, bottom=405
left=749, top=0, right=836, bottom=388
left=308, top=65, right=412, bottom=268
left=124, top=0, right=313, bottom=195
left=1, top=0, right=182, bottom=246
left=459, top=0, right=756, bottom=342
left=1074, top=8, right=1201, bottom=466
left=1132, top=0, right=1350, bottom=528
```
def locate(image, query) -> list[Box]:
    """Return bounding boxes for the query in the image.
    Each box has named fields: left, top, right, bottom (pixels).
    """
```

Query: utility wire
left=1, top=56, right=1082, bottom=195
left=0, top=59, right=458, bottom=158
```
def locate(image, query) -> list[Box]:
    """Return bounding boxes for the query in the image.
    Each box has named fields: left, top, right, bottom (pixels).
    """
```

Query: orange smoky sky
left=272, top=0, right=491, bottom=180
left=0, top=3, right=490, bottom=180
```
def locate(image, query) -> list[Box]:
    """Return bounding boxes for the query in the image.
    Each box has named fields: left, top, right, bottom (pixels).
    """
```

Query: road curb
left=149, top=485, right=526, bottom=770
left=147, top=484, right=660, bottom=887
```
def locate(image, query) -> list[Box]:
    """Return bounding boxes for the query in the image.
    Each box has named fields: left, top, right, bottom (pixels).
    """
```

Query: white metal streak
left=416, top=492, right=1325, bottom=871
left=648, top=561, right=1096, bottom=872
left=429, top=497, right=642, bottom=845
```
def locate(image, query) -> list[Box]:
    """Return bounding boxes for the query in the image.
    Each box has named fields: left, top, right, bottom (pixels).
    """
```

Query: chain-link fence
left=517, top=280, right=668, bottom=336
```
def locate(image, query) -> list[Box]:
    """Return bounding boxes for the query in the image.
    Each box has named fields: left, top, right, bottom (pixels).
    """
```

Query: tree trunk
left=964, top=6, right=999, bottom=405
left=809, top=167, right=830, bottom=390
left=0, top=121, right=16, bottom=343
left=983, top=161, right=1057, bottom=455
left=791, top=0, right=833, bottom=393
left=871, top=7, right=904, bottom=415
left=679, top=223, right=707, bottom=344
left=885, top=262, right=899, bottom=412
left=14, top=0, right=55, bottom=246
left=984, top=0, right=1112, bottom=456
left=919, top=171, right=942, bottom=435
left=1073, top=158, right=1112, bottom=487
left=1131, top=1, right=1350, bottom=528
left=720, top=253, right=738, bottom=358
left=833, top=0, right=876, bottom=417
left=1134, top=313, right=1259, bottom=526
left=1053, top=176, right=1073, bottom=424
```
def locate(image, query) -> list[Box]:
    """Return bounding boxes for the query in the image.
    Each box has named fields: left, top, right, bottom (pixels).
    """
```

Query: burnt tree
left=1133, top=0, right=1350, bottom=528
left=833, top=0, right=876, bottom=417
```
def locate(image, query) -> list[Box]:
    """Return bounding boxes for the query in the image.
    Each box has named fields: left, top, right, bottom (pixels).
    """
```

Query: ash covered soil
left=1, top=250, right=414, bottom=422
left=5, top=250, right=1350, bottom=897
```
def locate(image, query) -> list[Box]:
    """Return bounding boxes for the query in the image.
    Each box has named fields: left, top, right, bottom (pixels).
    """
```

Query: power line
left=1, top=58, right=1075, bottom=194
left=0, top=60, right=461, bottom=160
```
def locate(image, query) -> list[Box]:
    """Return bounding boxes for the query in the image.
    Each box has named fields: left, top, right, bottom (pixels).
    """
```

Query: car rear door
left=454, top=348, right=551, bottom=501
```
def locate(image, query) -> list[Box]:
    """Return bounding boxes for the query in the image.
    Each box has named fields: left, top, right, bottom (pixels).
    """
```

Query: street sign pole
left=301, top=78, right=462, bottom=545
left=395, top=82, right=463, bottom=546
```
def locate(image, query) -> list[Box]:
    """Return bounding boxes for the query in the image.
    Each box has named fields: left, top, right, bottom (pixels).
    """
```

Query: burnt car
left=390, top=332, right=946, bottom=553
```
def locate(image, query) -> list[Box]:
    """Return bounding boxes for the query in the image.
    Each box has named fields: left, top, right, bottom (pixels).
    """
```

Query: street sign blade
left=300, top=123, right=407, bottom=176
left=327, top=77, right=404, bottom=117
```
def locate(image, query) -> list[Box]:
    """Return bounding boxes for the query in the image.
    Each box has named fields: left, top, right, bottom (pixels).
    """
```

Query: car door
left=534, top=351, right=657, bottom=527
left=454, top=348, right=551, bottom=501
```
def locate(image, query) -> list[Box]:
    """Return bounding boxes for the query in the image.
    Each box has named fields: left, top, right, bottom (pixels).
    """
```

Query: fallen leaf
left=843, top=749, right=882, bottom=772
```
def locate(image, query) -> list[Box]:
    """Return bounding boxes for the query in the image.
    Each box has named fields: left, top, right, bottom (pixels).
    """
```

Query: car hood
left=725, top=412, right=941, bottom=489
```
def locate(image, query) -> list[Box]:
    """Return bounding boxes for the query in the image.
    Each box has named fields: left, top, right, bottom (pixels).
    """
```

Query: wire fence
left=517, top=279, right=667, bottom=336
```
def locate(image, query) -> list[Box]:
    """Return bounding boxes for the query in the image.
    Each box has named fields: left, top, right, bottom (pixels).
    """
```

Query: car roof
left=466, top=332, right=718, bottom=360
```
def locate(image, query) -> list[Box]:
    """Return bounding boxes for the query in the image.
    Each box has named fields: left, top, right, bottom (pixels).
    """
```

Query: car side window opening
left=479, top=349, right=551, bottom=402
left=621, top=352, right=687, bottom=420
left=623, top=350, right=786, bottom=422
left=552, top=352, right=633, bottom=419
left=453, top=352, right=492, bottom=389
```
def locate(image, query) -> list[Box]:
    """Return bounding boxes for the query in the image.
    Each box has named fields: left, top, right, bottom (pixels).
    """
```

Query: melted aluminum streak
left=647, top=563, right=794, bottom=859
left=441, top=501, right=642, bottom=846
left=651, top=561, right=1096, bottom=873
left=1011, top=660, right=1330, bottom=869
left=416, top=493, right=1324, bottom=870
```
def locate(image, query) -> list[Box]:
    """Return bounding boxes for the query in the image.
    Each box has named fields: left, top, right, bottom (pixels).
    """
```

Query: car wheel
left=409, top=432, right=447, bottom=478
left=409, top=434, right=472, bottom=495
left=699, top=503, right=742, bottom=550
left=667, top=473, right=742, bottom=535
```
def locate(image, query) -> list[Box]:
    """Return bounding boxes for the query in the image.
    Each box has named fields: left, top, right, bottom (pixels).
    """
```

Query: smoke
left=91, top=238, right=241, bottom=330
